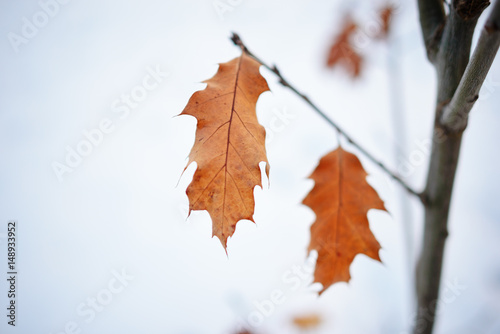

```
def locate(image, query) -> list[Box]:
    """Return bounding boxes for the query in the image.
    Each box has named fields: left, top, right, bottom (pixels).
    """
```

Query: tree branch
left=418, top=0, right=446, bottom=62
left=414, top=1, right=492, bottom=334
left=436, top=2, right=485, bottom=103
left=230, top=33, right=422, bottom=200
left=441, top=0, right=500, bottom=131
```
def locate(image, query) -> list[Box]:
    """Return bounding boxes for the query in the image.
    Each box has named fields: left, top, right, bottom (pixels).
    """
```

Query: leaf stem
left=230, top=32, right=422, bottom=200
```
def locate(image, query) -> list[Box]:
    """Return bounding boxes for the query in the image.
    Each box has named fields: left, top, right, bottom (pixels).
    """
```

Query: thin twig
left=230, top=32, right=422, bottom=200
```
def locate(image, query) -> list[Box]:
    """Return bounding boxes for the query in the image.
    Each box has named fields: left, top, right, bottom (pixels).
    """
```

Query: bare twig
left=441, top=0, right=500, bottom=131
left=230, top=32, right=422, bottom=199
left=418, top=0, right=446, bottom=62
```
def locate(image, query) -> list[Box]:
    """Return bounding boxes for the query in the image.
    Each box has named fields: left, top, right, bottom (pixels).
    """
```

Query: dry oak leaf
left=326, top=18, right=363, bottom=78
left=180, top=53, right=270, bottom=251
left=376, top=5, right=395, bottom=39
left=303, top=147, right=387, bottom=294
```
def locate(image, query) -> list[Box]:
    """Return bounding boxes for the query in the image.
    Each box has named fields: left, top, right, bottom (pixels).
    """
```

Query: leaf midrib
left=221, top=55, right=244, bottom=235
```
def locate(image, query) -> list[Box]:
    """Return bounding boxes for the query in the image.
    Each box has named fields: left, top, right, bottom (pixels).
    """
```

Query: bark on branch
left=418, top=0, right=446, bottom=62
left=441, top=0, right=500, bottom=131
left=414, top=1, right=494, bottom=334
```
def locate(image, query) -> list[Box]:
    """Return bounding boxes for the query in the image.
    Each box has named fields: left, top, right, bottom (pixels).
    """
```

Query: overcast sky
left=1, top=0, right=500, bottom=333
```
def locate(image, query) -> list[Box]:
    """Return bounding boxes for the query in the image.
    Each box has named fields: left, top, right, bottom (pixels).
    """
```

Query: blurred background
left=1, top=0, right=499, bottom=333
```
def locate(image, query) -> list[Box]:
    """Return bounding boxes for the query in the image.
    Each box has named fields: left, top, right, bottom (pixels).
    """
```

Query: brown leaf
left=326, top=19, right=363, bottom=78
left=303, top=147, right=387, bottom=294
left=377, top=5, right=395, bottom=39
left=292, top=313, right=322, bottom=329
left=180, top=53, right=270, bottom=251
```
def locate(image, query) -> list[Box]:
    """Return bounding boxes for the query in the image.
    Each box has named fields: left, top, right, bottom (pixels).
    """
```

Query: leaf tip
left=214, top=233, right=229, bottom=253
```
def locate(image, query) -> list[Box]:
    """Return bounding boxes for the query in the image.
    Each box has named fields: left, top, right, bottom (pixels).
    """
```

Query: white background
left=1, top=0, right=499, bottom=333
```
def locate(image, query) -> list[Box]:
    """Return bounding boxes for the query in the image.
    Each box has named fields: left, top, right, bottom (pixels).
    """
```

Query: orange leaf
left=303, top=147, right=387, bottom=294
left=292, top=313, right=322, bottom=329
left=326, top=19, right=363, bottom=78
left=180, top=53, right=270, bottom=251
left=377, top=5, right=395, bottom=39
